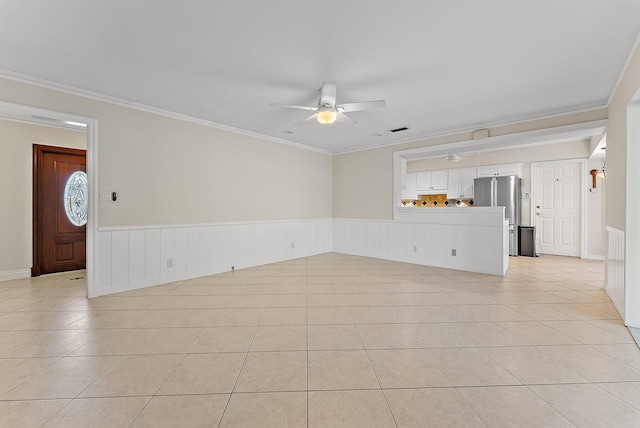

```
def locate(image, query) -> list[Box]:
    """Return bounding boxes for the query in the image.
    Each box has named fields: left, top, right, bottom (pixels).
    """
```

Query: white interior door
left=534, top=161, right=582, bottom=256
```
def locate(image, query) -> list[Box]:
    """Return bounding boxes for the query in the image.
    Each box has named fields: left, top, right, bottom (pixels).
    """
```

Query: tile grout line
left=214, top=262, right=278, bottom=428
left=348, top=259, right=400, bottom=428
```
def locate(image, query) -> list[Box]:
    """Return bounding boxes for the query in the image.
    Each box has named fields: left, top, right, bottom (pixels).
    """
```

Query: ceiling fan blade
left=337, top=100, right=386, bottom=113
left=293, top=113, right=318, bottom=127
left=336, top=112, right=357, bottom=125
left=269, top=103, right=318, bottom=112
left=319, top=83, right=337, bottom=107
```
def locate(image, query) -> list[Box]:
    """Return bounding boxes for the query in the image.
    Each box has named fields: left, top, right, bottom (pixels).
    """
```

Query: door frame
left=0, top=100, right=98, bottom=297
left=32, top=144, right=87, bottom=276
left=531, top=158, right=587, bottom=258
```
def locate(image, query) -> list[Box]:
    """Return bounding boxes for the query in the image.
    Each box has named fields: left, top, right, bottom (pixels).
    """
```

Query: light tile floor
left=1, top=253, right=640, bottom=427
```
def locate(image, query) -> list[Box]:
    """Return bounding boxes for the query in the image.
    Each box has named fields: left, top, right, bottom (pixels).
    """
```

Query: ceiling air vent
left=389, top=126, right=409, bottom=133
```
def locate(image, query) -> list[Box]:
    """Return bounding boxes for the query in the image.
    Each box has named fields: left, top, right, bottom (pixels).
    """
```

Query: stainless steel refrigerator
left=474, top=175, right=522, bottom=256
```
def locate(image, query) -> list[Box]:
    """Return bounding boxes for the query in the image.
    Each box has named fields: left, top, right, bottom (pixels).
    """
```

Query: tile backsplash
left=401, top=194, right=474, bottom=207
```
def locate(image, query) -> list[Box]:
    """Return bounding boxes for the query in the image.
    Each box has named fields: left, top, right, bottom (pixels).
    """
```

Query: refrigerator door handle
left=491, top=176, right=497, bottom=206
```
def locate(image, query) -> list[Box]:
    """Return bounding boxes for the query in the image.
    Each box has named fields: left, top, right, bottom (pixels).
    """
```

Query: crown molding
left=607, top=30, right=640, bottom=107
left=0, top=69, right=332, bottom=156
left=0, top=68, right=612, bottom=157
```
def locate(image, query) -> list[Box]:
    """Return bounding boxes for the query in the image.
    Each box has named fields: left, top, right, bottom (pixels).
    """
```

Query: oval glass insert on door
left=63, top=171, right=88, bottom=226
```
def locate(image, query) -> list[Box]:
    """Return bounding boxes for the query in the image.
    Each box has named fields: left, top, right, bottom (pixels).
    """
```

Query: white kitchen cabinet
left=416, top=171, right=430, bottom=190
left=401, top=172, right=418, bottom=199
left=476, top=166, right=496, bottom=177
left=447, top=168, right=476, bottom=199
left=476, top=163, right=521, bottom=177
left=416, top=170, right=448, bottom=193
left=461, top=168, right=476, bottom=198
left=432, top=170, right=448, bottom=190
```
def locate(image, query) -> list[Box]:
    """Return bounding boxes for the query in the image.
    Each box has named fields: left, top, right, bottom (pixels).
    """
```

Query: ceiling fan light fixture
left=316, top=109, right=337, bottom=124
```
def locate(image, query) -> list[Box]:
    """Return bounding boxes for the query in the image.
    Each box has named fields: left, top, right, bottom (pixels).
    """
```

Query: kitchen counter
left=365, top=206, right=511, bottom=276
left=396, top=206, right=506, bottom=225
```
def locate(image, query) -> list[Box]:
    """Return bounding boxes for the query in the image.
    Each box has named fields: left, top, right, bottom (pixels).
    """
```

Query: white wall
left=606, top=38, right=640, bottom=326
left=608, top=43, right=640, bottom=232
left=0, top=78, right=333, bottom=228
left=586, top=157, right=605, bottom=259
left=0, top=77, right=333, bottom=292
left=95, top=110, right=333, bottom=226
left=0, top=120, right=85, bottom=279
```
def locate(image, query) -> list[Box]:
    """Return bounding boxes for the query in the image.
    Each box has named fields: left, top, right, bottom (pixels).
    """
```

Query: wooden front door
left=33, top=144, right=87, bottom=276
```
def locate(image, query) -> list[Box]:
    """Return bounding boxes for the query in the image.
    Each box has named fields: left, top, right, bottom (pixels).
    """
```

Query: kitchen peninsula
left=397, top=206, right=509, bottom=275
left=382, top=160, right=522, bottom=276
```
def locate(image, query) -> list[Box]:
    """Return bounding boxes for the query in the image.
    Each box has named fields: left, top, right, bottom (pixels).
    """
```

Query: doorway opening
left=0, top=100, right=98, bottom=297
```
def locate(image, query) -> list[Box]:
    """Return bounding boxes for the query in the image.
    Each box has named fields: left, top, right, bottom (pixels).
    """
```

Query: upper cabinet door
left=431, top=170, right=448, bottom=190
left=497, top=164, right=520, bottom=176
left=476, top=165, right=498, bottom=177
left=447, top=168, right=476, bottom=198
left=401, top=172, right=417, bottom=199
left=476, top=163, right=521, bottom=177
left=416, top=171, right=432, bottom=191
left=447, top=169, right=463, bottom=198
left=461, top=168, right=477, bottom=198
left=416, top=170, right=448, bottom=193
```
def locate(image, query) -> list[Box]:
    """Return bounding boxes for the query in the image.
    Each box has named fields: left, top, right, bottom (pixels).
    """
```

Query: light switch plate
left=99, top=192, right=110, bottom=201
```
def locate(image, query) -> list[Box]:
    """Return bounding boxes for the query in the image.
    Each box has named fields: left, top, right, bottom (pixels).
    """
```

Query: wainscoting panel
left=145, top=229, right=161, bottom=285
left=128, top=229, right=146, bottom=287
left=605, top=226, right=625, bottom=318
left=92, top=216, right=505, bottom=297
left=333, top=218, right=507, bottom=276
left=92, top=219, right=332, bottom=297
left=111, top=230, right=130, bottom=290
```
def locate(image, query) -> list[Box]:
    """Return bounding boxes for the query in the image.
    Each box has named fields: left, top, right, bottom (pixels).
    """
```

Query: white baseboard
left=583, top=254, right=604, bottom=261
left=0, top=269, right=31, bottom=282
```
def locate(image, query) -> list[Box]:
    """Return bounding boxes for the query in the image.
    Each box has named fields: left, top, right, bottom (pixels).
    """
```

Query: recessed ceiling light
left=373, top=133, right=384, bottom=137
left=283, top=130, right=293, bottom=134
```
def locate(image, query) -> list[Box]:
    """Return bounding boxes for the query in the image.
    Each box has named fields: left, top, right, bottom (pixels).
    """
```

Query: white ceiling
left=1, top=1, right=638, bottom=154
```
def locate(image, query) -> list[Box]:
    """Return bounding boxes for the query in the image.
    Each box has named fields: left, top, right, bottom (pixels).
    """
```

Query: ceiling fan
left=269, top=82, right=385, bottom=126
left=444, top=151, right=479, bottom=162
